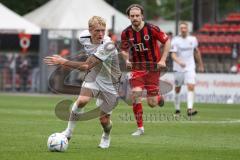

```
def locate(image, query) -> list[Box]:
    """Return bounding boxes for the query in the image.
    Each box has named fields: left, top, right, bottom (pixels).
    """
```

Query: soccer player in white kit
left=44, top=16, right=121, bottom=149
left=170, top=22, right=204, bottom=116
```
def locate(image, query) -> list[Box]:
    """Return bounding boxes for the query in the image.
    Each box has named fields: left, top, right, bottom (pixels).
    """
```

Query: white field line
left=118, top=119, right=240, bottom=124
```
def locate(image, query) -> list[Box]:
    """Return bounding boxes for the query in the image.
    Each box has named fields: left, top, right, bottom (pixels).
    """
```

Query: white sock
left=66, top=102, right=84, bottom=133
left=72, top=102, right=84, bottom=114
left=138, top=126, right=144, bottom=131
left=174, top=92, right=180, bottom=110
left=187, top=91, right=194, bottom=109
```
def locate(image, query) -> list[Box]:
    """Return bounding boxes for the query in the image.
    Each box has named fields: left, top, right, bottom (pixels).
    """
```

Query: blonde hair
left=179, top=21, right=188, bottom=26
left=88, top=16, right=106, bottom=29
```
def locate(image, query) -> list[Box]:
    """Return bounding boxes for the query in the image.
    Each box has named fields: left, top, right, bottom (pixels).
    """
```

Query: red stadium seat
left=229, top=25, right=240, bottom=33
left=216, top=45, right=223, bottom=54
left=231, top=35, right=239, bottom=43
left=196, top=34, right=205, bottom=43
left=237, top=35, right=240, bottom=43
left=210, top=35, right=217, bottom=43
left=196, top=34, right=210, bottom=43
left=219, top=24, right=229, bottom=33
left=203, top=35, right=210, bottom=43
left=225, top=35, right=232, bottom=44
left=223, top=45, right=232, bottom=55
left=199, top=45, right=231, bottom=55
left=200, top=23, right=212, bottom=32
left=210, top=24, right=220, bottom=33
left=199, top=46, right=209, bottom=54
left=225, top=12, right=240, bottom=22
left=197, top=12, right=240, bottom=58
left=208, top=46, right=216, bottom=54
left=216, top=35, right=225, bottom=43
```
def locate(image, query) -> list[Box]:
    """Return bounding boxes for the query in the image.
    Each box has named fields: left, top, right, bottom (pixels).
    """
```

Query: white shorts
left=173, top=70, right=196, bottom=87
left=81, top=81, right=118, bottom=114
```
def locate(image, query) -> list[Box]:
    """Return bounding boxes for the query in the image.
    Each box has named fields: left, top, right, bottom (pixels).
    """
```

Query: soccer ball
left=47, top=133, right=68, bottom=152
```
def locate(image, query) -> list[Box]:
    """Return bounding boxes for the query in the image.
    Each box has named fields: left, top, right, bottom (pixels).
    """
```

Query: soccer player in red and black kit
left=121, top=4, right=171, bottom=136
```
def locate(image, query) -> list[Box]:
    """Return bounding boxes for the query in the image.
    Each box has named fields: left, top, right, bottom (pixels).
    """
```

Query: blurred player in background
left=121, top=4, right=171, bottom=136
left=44, top=16, right=121, bottom=149
left=170, top=22, right=204, bottom=116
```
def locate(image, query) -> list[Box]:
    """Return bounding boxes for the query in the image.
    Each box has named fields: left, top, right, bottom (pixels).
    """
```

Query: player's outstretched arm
left=120, top=50, right=129, bottom=62
left=194, top=48, right=204, bottom=72
left=121, top=50, right=132, bottom=69
left=158, top=39, right=171, bottom=68
left=44, top=54, right=101, bottom=71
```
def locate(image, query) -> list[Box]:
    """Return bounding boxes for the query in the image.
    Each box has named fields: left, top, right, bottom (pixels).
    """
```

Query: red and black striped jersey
left=121, top=23, right=168, bottom=70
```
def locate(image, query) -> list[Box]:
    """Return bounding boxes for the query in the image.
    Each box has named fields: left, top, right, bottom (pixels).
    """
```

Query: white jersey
left=170, top=35, right=198, bottom=72
left=78, top=30, right=121, bottom=94
left=79, top=30, right=110, bottom=55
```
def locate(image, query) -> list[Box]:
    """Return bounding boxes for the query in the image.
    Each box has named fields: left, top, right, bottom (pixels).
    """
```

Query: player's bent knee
left=148, top=102, right=157, bottom=108
left=99, top=114, right=110, bottom=124
left=76, top=98, right=90, bottom=107
left=147, top=95, right=158, bottom=107
left=187, top=84, right=195, bottom=91
left=147, top=99, right=157, bottom=108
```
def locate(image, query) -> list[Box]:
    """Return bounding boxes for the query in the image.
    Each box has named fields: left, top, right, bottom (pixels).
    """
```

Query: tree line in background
left=0, top=0, right=49, bottom=15
left=0, top=0, right=239, bottom=21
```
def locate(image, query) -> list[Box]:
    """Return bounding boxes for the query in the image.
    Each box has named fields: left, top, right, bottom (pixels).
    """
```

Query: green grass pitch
left=0, top=93, right=240, bottom=160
